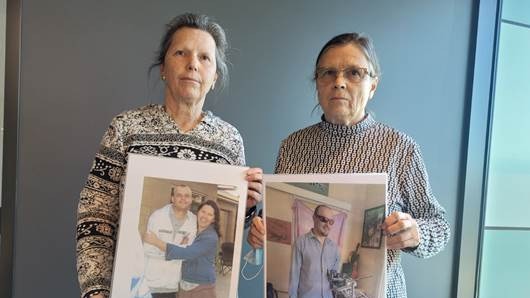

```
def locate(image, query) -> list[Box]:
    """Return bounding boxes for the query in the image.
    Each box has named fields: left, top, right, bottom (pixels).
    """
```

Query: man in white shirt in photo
left=143, top=184, right=197, bottom=298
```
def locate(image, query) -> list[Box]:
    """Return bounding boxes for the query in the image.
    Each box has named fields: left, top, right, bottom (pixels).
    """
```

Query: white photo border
left=263, top=173, right=388, bottom=298
left=111, top=153, right=248, bottom=298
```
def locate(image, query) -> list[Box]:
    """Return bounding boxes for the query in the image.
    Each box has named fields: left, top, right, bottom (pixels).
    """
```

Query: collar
left=168, top=205, right=192, bottom=221
left=318, top=113, right=376, bottom=136
left=157, top=104, right=215, bottom=127
left=308, top=228, right=331, bottom=244
left=200, top=110, right=215, bottom=125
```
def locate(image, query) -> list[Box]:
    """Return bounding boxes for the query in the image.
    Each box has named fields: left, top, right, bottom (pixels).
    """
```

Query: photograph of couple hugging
left=131, top=178, right=240, bottom=298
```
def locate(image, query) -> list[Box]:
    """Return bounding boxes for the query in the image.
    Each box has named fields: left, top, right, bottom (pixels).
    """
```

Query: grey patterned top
left=274, top=114, right=450, bottom=298
left=76, top=104, right=245, bottom=298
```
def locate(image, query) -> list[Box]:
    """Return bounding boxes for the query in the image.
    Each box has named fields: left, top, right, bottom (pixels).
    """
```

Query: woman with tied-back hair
left=248, top=33, right=450, bottom=298
left=76, top=13, right=262, bottom=298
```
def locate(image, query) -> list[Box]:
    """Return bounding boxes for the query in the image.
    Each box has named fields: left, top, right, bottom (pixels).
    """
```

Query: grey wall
left=10, top=0, right=474, bottom=297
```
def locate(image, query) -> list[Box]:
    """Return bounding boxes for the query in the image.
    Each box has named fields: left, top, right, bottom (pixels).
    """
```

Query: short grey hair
left=152, top=13, right=229, bottom=90
left=314, top=32, right=381, bottom=80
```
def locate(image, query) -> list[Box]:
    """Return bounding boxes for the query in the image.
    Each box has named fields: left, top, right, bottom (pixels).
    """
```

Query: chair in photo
left=218, top=242, right=234, bottom=275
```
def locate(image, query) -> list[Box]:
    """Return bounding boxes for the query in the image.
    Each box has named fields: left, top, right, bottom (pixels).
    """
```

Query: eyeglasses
left=315, top=214, right=334, bottom=226
left=315, top=66, right=374, bottom=84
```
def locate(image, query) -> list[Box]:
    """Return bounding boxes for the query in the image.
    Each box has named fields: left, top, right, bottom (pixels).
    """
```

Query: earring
left=161, top=75, right=166, bottom=81
left=211, top=83, right=215, bottom=91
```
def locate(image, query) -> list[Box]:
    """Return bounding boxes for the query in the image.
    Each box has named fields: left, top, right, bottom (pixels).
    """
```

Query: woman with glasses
left=250, top=33, right=450, bottom=298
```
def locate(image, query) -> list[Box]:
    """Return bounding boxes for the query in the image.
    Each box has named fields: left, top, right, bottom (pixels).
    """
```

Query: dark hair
left=197, top=200, right=221, bottom=236
left=313, top=32, right=381, bottom=80
left=151, top=13, right=229, bottom=90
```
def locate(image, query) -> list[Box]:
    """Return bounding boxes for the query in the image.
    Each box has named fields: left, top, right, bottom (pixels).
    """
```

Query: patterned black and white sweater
left=76, top=104, right=245, bottom=298
left=274, top=114, right=450, bottom=298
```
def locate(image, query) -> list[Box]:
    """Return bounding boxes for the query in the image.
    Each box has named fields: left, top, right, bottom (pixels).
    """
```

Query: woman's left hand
left=143, top=231, right=158, bottom=246
left=248, top=216, right=265, bottom=249
left=245, top=168, right=263, bottom=210
left=383, top=211, right=420, bottom=250
left=180, top=235, right=190, bottom=245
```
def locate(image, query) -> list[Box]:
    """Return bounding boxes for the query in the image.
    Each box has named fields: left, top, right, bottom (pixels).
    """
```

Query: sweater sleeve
left=76, top=116, right=127, bottom=298
left=234, top=131, right=246, bottom=167
left=274, top=139, right=288, bottom=174
left=165, top=230, right=217, bottom=260
left=399, top=143, right=450, bottom=258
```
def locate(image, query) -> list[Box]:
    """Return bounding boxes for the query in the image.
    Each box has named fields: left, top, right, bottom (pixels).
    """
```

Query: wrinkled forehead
left=169, top=27, right=217, bottom=53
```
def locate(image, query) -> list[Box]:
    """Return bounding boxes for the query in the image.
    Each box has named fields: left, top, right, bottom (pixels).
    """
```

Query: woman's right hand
left=245, top=168, right=263, bottom=210
left=143, top=231, right=157, bottom=245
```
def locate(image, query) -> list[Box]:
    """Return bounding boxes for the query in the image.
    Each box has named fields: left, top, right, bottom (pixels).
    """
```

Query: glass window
left=478, top=0, right=530, bottom=296
left=502, top=0, right=530, bottom=26
left=479, top=230, right=530, bottom=298
left=484, top=23, right=530, bottom=228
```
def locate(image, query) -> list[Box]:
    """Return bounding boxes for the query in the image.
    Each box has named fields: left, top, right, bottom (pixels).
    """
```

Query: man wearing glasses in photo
left=289, top=204, right=340, bottom=298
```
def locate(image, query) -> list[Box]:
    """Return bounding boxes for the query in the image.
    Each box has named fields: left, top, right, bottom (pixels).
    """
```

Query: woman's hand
left=245, top=168, right=263, bottom=210
left=383, top=211, right=420, bottom=250
left=180, top=235, right=190, bottom=245
left=143, top=231, right=167, bottom=252
left=247, top=216, right=265, bottom=249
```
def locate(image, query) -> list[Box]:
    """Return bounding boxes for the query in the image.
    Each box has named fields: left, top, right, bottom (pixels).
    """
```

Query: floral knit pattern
left=76, top=104, right=245, bottom=298
left=274, top=114, right=450, bottom=298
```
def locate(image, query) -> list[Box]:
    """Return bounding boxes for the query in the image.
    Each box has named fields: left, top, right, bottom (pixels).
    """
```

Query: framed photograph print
left=110, top=154, right=248, bottom=298
left=361, top=205, right=385, bottom=249
left=263, top=173, right=387, bottom=298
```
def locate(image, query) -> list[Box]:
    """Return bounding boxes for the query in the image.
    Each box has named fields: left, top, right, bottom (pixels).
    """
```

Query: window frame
left=456, top=0, right=501, bottom=297
left=0, top=0, right=21, bottom=297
